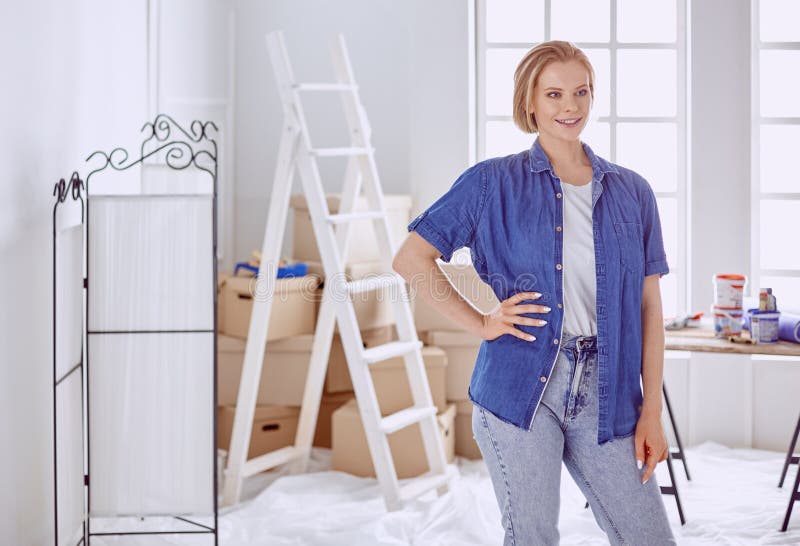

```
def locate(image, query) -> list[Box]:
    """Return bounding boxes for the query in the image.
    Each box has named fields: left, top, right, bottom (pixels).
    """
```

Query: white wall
left=0, top=2, right=148, bottom=544
left=232, top=0, right=472, bottom=262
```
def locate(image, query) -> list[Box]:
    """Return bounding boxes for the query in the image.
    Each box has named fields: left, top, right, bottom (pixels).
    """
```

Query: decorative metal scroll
left=85, top=113, right=219, bottom=190
left=52, top=171, right=85, bottom=220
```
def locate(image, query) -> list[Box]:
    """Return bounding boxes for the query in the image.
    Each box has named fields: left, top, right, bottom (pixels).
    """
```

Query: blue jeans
left=471, top=331, right=676, bottom=545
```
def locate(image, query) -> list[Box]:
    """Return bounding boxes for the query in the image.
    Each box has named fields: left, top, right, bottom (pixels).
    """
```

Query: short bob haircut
left=512, top=40, right=595, bottom=134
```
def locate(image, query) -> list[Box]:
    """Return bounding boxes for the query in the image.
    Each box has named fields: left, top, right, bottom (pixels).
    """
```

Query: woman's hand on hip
left=480, top=292, right=551, bottom=342
left=634, top=409, right=668, bottom=485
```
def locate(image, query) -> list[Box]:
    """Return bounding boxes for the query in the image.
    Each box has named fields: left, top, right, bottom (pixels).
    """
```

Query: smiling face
left=528, top=59, right=593, bottom=143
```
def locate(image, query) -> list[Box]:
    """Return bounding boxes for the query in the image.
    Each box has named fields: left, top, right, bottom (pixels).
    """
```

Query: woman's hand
left=634, top=409, right=668, bottom=485
left=480, top=291, right=551, bottom=342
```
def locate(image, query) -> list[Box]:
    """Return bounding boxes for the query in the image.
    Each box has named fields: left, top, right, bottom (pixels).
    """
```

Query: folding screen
left=53, top=116, right=220, bottom=544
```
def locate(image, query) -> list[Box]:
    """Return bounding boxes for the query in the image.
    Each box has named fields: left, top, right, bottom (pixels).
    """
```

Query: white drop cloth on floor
left=88, top=442, right=800, bottom=545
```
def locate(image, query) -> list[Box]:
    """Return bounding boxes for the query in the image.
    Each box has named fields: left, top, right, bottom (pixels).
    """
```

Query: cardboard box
left=218, top=334, right=314, bottom=407
left=291, top=194, right=412, bottom=264
left=308, top=260, right=402, bottom=332
left=313, top=390, right=355, bottom=448
left=218, top=327, right=392, bottom=405
left=454, top=399, right=482, bottom=460
left=325, top=326, right=394, bottom=393
left=413, top=261, right=499, bottom=333
left=219, top=274, right=321, bottom=340
left=217, top=405, right=299, bottom=459
left=421, top=330, right=483, bottom=401
left=371, top=346, right=447, bottom=416
left=332, top=400, right=456, bottom=479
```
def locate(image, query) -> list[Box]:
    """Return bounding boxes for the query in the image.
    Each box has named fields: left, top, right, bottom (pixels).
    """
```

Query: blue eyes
left=548, top=89, right=589, bottom=98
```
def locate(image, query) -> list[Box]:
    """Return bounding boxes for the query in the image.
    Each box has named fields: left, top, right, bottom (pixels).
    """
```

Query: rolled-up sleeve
left=640, top=181, right=670, bottom=278
left=407, top=162, right=487, bottom=263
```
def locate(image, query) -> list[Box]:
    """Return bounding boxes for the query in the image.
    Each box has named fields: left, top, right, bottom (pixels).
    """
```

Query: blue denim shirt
left=407, top=138, right=669, bottom=445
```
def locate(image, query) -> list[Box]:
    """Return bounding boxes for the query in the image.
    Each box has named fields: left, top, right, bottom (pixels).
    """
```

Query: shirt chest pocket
left=613, top=222, right=644, bottom=274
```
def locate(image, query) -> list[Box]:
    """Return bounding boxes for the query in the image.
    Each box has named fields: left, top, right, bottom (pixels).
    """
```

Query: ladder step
left=346, top=273, right=403, bottom=295
left=327, top=211, right=385, bottom=224
left=362, top=340, right=422, bottom=364
left=398, top=467, right=456, bottom=503
left=293, top=83, right=358, bottom=91
left=241, top=445, right=303, bottom=478
left=380, top=406, right=437, bottom=435
left=310, top=147, right=373, bottom=157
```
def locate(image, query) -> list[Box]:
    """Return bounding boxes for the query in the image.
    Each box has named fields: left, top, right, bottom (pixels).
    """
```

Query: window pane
left=616, top=123, right=677, bottom=192
left=486, top=48, right=527, bottom=116
left=760, top=125, right=800, bottom=193
left=760, top=200, right=798, bottom=269
left=760, top=51, right=800, bottom=117
left=760, top=0, right=800, bottom=42
left=486, top=0, right=544, bottom=43
left=485, top=121, right=534, bottom=159
left=617, top=50, right=677, bottom=116
left=757, top=276, right=800, bottom=312
left=581, top=121, right=610, bottom=159
left=617, top=0, right=676, bottom=43
left=583, top=49, right=611, bottom=117
left=551, top=0, right=610, bottom=43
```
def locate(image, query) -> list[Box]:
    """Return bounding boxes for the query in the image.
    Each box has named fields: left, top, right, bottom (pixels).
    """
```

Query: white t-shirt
left=561, top=180, right=597, bottom=336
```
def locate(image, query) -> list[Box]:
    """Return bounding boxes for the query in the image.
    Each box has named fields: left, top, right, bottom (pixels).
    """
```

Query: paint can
left=747, top=308, right=781, bottom=344
left=711, top=305, right=743, bottom=338
left=712, top=274, right=747, bottom=309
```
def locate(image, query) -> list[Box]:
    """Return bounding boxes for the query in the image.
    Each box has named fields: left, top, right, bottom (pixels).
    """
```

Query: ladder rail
left=220, top=122, right=301, bottom=506
left=330, top=33, right=447, bottom=476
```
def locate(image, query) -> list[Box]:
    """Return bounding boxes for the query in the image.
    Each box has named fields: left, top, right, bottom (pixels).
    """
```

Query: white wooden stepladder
left=221, top=31, right=454, bottom=510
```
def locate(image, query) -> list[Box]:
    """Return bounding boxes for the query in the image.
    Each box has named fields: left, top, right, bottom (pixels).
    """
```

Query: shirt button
left=556, top=192, right=562, bottom=199
left=554, top=339, right=559, bottom=345
left=556, top=226, right=562, bottom=232
left=557, top=303, right=563, bottom=309
left=556, top=263, right=562, bottom=270
left=540, top=376, right=547, bottom=383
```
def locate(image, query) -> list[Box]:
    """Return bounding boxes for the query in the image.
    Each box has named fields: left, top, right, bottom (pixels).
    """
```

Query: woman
left=393, top=41, right=676, bottom=545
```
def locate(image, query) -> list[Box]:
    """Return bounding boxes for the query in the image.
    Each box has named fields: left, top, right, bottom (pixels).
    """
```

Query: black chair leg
left=663, top=383, right=691, bottom=481
left=659, top=451, right=686, bottom=525
left=781, top=454, right=800, bottom=532
left=584, top=453, right=687, bottom=526
left=779, top=410, right=800, bottom=488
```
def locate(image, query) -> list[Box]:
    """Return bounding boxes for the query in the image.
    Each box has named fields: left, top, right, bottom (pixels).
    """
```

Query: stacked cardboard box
left=411, top=255, right=499, bottom=460
left=290, top=194, right=412, bottom=264
left=217, top=404, right=299, bottom=457
left=332, top=399, right=456, bottom=479
left=218, top=192, right=451, bottom=465
left=217, top=274, right=320, bottom=341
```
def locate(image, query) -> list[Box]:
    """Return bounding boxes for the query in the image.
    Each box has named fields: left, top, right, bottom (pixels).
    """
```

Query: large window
left=476, top=0, right=688, bottom=319
left=752, top=0, right=800, bottom=310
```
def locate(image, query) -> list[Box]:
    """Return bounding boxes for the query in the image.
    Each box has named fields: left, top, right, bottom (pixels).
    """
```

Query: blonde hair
left=512, top=41, right=595, bottom=134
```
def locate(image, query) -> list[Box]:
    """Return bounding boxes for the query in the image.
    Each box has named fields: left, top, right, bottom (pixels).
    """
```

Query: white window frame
left=475, top=0, right=690, bottom=317
left=750, top=0, right=800, bottom=303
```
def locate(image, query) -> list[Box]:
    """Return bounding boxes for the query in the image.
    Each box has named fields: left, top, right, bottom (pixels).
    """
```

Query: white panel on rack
left=88, top=195, right=213, bottom=331
left=55, top=224, right=84, bottom=380
left=56, top=370, right=85, bottom=546
left=88, top=332, right=214, bottom=515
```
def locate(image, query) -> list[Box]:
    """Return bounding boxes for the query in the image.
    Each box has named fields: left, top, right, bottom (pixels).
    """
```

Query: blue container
left=746, top=308, right=781, bottom=343
left=233, top=261, right=308, bottom=279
